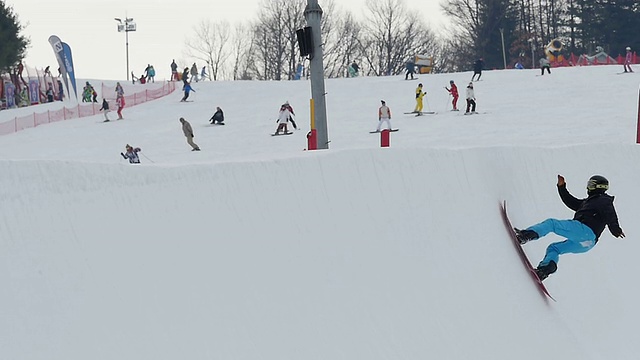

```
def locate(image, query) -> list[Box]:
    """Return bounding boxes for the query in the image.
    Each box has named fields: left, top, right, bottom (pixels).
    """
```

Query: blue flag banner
left=48, top=35, right=77, bottom=100
left=4, top=82, right=16, bottom=108
left=28, top=79, right=40, bottom=105
left=61, top=42, right=77, bottom=99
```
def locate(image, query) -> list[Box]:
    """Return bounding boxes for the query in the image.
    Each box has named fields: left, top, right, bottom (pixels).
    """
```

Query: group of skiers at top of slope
left=171, top=59, right=209, bottom=83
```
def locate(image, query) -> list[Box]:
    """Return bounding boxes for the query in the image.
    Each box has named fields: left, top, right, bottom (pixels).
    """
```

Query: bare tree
left=251, top=0, right=307, bottom=80
left=322, top=10, right=365, bottom=78
left=184, top=20, right=231, bottom=80
left=361, top=0, right=437, bottom=76
left=230, top=22, right=255, bottom=80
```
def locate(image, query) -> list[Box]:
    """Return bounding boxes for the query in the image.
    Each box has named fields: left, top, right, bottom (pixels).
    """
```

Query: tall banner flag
left=28, top=79, right=40, bottom=105
left=48, top=35, right=77, bottom=101
left=4, top=82, right=16, bottom=108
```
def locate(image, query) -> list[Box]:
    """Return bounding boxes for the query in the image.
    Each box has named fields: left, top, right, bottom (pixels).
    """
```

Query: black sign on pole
left=296, top=27, right=314, bottom=57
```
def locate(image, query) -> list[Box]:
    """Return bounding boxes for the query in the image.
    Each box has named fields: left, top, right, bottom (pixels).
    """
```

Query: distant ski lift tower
left=304, top=0, right=329, bottom=150
left=114, top=17, right=136, bottom=81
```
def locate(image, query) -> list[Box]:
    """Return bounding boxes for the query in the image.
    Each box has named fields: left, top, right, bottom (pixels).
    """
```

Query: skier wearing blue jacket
left=515, top=175, right=624, bottom=280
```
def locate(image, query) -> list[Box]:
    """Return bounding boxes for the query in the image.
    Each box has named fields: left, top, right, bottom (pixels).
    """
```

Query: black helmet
left=586, top=175, right=609, bottom=192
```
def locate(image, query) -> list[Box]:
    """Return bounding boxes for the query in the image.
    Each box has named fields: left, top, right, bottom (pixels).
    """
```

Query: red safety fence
left=0, top=81, right=175, bottom=136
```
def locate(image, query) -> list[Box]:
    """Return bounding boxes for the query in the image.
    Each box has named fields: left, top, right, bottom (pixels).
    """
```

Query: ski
left=500, top=201, right=556, bottom=302
left=369, top=129, right=399, bottom=133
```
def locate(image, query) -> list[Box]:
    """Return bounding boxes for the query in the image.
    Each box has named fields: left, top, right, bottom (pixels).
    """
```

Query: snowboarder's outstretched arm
left=120, top=152, right=128, bottom=159
left=604, top=200, right=625, bottom=238
left=557, top=175, right=582, bottom=211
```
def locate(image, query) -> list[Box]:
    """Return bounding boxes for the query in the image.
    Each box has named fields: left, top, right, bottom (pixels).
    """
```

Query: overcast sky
left=7, top=0, right=449, bottom=81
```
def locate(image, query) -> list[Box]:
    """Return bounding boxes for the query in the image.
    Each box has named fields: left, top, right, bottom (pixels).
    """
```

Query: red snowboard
left=500, top=200, right=556, bottom=301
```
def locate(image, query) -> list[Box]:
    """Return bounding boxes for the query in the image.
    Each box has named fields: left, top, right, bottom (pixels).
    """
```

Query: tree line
left=2, top=0, right=639, bottom=80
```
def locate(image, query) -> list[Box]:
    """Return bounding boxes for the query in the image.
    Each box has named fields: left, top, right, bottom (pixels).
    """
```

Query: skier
left=180, top=117, right=201, bottom=151
left=515, top=175, right=625, bottom=281
left=539, top=57, right=551, bottom=75
left=116, top=94, right=125, bottom=120
left=464, top=82, right=477, bottom=114
left=99, top=98, right=111, bottom=122
left=405, top=59, right=416, bottom=80
left=120, top=144, right=141, bottom=164
left=376, top=100, right=392, bottom=132
left=445, top=80, right=459, bottom=111
left=623, top=47, right=634, bottom=73
left=414, top=83, right=425, bottom=114
left=471, top=57, right=484, bottom=81
left=275, top=102, right=293, bottom=135
left=181, top=82, right=195, bottom=102
left=209, top=106, right=224, bottom=125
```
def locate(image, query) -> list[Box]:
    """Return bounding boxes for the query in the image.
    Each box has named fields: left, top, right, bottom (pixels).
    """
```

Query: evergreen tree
left=0, top=0, right=29, bottom=71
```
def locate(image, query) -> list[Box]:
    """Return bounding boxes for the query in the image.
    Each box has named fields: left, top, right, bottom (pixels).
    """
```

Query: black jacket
left=473, top=59, right=484, bottom=72
left=558, top=184, right=623, bottom=240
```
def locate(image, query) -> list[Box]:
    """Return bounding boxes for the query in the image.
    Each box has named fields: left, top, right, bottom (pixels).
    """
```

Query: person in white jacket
left=465, top=82, right=477, bottom=114
left=274, top=102, right=293, bottom=135
left=376, top=100, right=392, bottom=132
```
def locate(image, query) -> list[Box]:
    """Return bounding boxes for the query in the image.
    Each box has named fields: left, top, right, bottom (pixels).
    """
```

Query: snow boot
left=514, top=228, right=539, bottom=244
left=535, top=261, right=557, bottom=281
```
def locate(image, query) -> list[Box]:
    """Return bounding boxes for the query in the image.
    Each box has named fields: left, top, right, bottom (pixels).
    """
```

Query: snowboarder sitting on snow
left=210, top=106, right=224, bottom=125
left=120, top=144, right=141, bottom=164
left=515, top=175, right=625, bottom=281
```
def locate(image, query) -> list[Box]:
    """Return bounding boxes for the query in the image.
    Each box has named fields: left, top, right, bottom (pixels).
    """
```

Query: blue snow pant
left=527, top=219, right=596, bottom=267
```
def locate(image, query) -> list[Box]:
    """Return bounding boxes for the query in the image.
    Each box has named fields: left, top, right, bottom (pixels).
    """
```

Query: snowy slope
left=0, top=65, right=639, bottom=360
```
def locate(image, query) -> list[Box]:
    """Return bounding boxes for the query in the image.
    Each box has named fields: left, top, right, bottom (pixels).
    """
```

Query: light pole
left=528, top=38, right=535, bottom=69
left=114, top=17, right=136, bottom=81
left=499, top=28, right=507, bottom=69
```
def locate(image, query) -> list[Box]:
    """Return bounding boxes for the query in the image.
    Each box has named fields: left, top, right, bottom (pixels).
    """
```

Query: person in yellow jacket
left=414, top=83, right=426, bottom=114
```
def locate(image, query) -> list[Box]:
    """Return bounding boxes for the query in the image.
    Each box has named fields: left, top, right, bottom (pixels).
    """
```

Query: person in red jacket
left=445, top=80, right=459, bottom=111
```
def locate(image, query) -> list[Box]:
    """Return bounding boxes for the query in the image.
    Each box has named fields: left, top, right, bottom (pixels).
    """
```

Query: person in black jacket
left=515, top=174, right=624, bottom=280
left=471, top=57, right=484, bottom=81
left=210, top=106, right=224, bottom=125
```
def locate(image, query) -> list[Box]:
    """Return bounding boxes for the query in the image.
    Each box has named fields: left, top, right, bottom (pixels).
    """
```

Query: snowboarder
left=623, top=47, right=634, bottom=73
left=539, top=57, right=551, bottom=75
left=405, top=60, right=416, bottom=80
left=348, top=61, right=359, bottom=77
left=471, top=57, right=484, bottom=81
left=171, top=60, right=179, bottom=81
left=445, top=80, right=459, bottom=111
left=279, top=101, right=297, bottom=130
left=144, top=64, right=155, bottom=83
left=465, top=82, right=476, bottom=114
left=120, top=144, right=141, bottom=164
left=275, top=102, right=294, bottom=135
left=182, top=67, right=190, bottom=86
left=191, top=63, right=198, bottom=82
left=376, top=100, right=392, bottom=132
left=99, top=98, right=111, bottom=121
left=116, top=94, right=125, bottom=120
left=201, top=66, right=208, bottom=80
left=181, top=82, right=195, bottom=102
left=115, top=82, right=124, bottom=97
left=414, top=83, right=425, bottom=114
left=210, top=106, right=224, bottom=125
left=180, top=117, right=200, bottom=151
left=46, top=83, right=54, bottom=103
left=515, top=175, right=625, bottom=281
